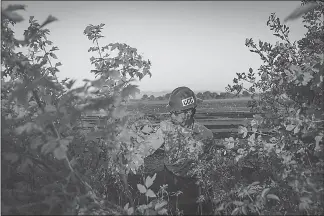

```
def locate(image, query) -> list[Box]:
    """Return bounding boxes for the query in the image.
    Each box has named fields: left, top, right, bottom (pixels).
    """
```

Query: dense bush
left=196, top=1, right=324, bottom=215
left=1, top=5, right=158, bottom=214
left=1, top=1, right=323, bottom=215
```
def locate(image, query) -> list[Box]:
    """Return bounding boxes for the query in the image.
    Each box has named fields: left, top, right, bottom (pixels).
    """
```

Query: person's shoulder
left=193, top=121, right=209, bottom=130
left=159, top=120, right=175, bottom=131
left=193, top=122, right=213, bottom=139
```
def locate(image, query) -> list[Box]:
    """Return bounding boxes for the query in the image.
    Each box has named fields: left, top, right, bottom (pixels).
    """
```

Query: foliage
left=199, top=1, right=324, bottom=215
left=132, top=173, right=169, bottom=215
left=2, top=1, right=323, bottom=215
left=1, top=4, right=156, bottom=215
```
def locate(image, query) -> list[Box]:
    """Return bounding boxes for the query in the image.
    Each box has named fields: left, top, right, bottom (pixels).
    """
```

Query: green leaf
left=110, top=43, right=118, bottom=51
left=137, top=204, right=149, bottom=214
left=314, top=135, right=323, bottom=152
left=261, top=188, right=271, bottom=198
left=121, top=84, right=140, bottom=99
left=145, top=173, right=156, bottom=188
left=300, top=196, right=313, bottom=203
left=285, top=124, right=295, bottom=131
left=66, top=79, right=76, bottom=89
left=41, top=140, right=58, bottom=155
left=18, top=158, right=33, bottom=173
left=250, top=181, right=260, bottom=186
left=53, top=145, right=68, bottom=160
left=284, top=2, right=318, bottom=23
left=293, top=125, right=300, bottom=134
left=155, top=200, right=167, bottom=210
left=146, top=189, right=156, bottom=198
left=50, top=53, right=58, bottom=59
left=34, top=113, right=57, bottom=126
left=10, top=85, right=29, bottom=107
left=247, top=188, right=257, bottom=195
left=124, top=203, right=129, bottom=211
left=231, top=207, right=240, bottom=215
left=30, top=136, right=44, bottom=149
left=157, top=208, right=168, bottom=215
left=55, top=62, right=62, bottom=67
left=215, top=203, right=224, bottom=211
left=299, top=202, right=309, bottom=211
left=266, top=194, right=280, bottom=201
left=225, top=140, right=235, bottom=149
left=242, top=205, right=248, bottom=215
left=238, top=126, right=248, bottom=138
left=28, top=101, right=38, bottom=107
left=3, top=152, right=19, bottom=163
left=15, top=122, right=42, bottom=135
left=127, top=207, right=134, bottom=215
left=43, top=95, right=52, bottom=105
left=39, top=15, right=58, bottom=29
left=59, top=138, right=71, bottom=147
left=233, top=201, right=244, bottom=206
left=45, top=105, right=56, bottom=113
left=108, top=70, right=121, bottom=80
left=137, top=184, right=146, bottom=194
left=141, top=125, right=153, bottom=134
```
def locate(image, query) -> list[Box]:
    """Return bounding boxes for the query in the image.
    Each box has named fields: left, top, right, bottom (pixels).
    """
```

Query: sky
left=3, top=1, right=306, bottom=93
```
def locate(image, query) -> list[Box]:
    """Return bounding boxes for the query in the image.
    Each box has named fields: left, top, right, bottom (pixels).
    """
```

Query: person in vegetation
left=140, top=86, right=215, bottom=213
left=143, top=86, right=213, bottom=174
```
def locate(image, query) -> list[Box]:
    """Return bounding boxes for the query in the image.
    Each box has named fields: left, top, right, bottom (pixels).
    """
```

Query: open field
left=128, top=97, right=251, bottom=113
left=81, top=97, right=254, bottom=138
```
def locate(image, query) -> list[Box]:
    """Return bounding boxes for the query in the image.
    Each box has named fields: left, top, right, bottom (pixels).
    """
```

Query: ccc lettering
left=181, top=96, right=194, bottom=106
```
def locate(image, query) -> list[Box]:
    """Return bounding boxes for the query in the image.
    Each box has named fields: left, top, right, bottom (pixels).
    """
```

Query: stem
left=41, top=46, right=60, bottom=83
left=252, top=45, right=270, bottom=64
left=312, top=120, right=324, bottom=123
left=254, top=131, right=273, bottom=137
left=120, top=172, right=134, bottom=208
left=305, top=151, right=313, bottom=168
left=279, top=28, right=291, bottom=45
left=95, top=37, right=102, bottom=59
left=198, top=186, right=203, bottom=215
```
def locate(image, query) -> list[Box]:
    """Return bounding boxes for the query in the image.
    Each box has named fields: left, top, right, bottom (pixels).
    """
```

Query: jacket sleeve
left=192, top=123, right=213, bottom=141
left=141, top=127, right=165, bottom=157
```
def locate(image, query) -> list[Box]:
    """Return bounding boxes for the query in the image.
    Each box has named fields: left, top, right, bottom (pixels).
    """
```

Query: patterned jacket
left=142, top=120, right=213, bottom=177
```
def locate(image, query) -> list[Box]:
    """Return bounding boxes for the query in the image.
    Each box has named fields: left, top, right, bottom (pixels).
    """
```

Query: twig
left=41, top=46, right=60, bottom=84
left=253, top=131, right=274, bottom=137
left=305, top=151, right=313, bottom=169
left=95, top=38, right=103, bottom=59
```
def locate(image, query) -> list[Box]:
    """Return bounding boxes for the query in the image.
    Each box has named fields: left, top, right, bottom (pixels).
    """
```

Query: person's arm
left=140, top=127, right=165, bottom=157
left=192, top=123, right=213, bottom=140
left=197, top=132, right=226, bottom=160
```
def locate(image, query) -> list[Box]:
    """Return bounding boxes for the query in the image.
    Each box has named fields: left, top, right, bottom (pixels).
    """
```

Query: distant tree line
left=141, top=90, right=252, bottom=101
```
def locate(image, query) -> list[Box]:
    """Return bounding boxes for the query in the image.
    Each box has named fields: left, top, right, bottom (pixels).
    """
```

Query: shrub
left=1, top=5, right=154, bottom=214
left=194, top=1, right=324, bottom=215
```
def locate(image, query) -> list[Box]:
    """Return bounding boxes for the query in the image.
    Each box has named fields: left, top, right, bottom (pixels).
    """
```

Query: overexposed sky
left=3, top=1, right=305, bottom=92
